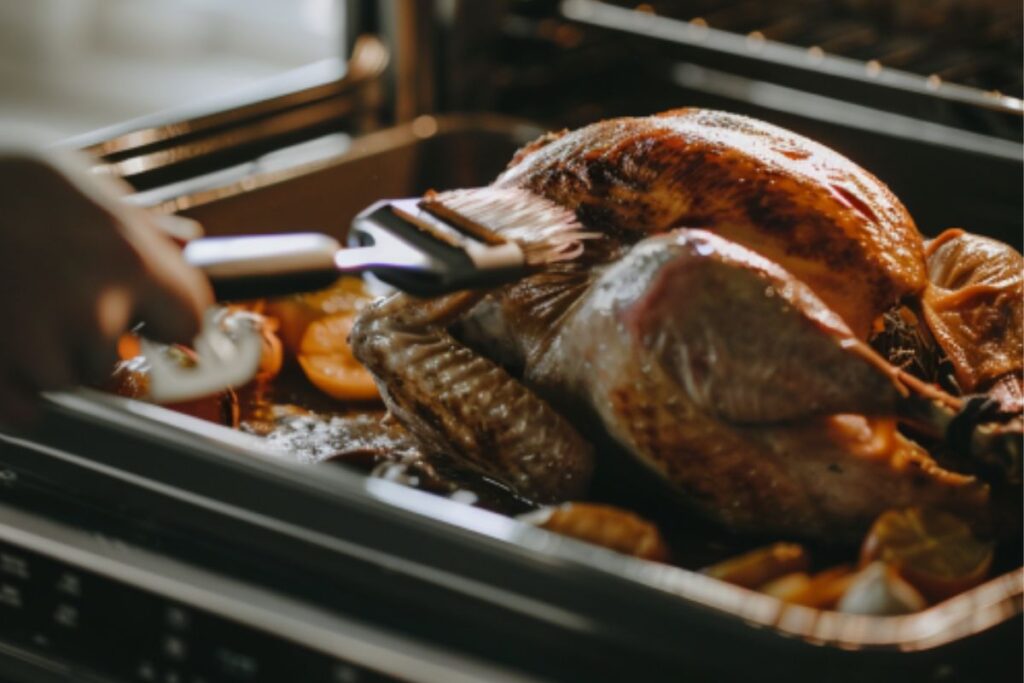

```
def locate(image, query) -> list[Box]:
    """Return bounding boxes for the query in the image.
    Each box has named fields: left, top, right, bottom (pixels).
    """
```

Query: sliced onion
left=144, top=309, right=263, bottom=404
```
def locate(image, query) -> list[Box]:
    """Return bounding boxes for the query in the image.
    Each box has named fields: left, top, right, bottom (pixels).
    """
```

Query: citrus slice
left=265, top=277, right=372, bottom=353
left=297, top=312, right=379, bottom=401
left=859, top=507, right=994, bottom=603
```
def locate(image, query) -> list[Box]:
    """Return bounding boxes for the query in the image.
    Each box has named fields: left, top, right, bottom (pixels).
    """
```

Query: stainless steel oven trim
left=63, top=35, right=387, bottom=160
left=0, top=503, right=539, bottom=683
left=126, top=114, right=545, bottom=214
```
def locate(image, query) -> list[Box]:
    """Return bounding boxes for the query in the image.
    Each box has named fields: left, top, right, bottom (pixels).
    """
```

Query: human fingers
left=152, top=213, right=204, bottom=244
left=71, top=286, right=134, bottom=384
left=120, top=212, right=212, bottom=345
left=76, top=335, right=121, bottom=387
left=12, top=322, right=78, bottom=393
left=132, top=258, right=211, bottom=345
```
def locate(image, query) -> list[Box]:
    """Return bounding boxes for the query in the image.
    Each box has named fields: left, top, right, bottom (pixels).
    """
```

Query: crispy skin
left=496, top=109, right=928, bottom=338
left=922, top=229, right=1024, bottom=414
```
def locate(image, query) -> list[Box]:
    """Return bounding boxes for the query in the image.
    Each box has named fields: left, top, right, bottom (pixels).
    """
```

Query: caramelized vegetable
left=701, top=543, right=809, bottom=589
left=264, top=278, right=372, bottom=353
left=108, top=353, right=239, bottom=427
left=298, top=313, right=379, bottom=401
left=261, top=278, right=379, bottom=401
left=860, top=507, right=994, bottom=602
left=118, top=308, right=282, bottom=383
left=757, top=572, right=812, bottom=602
left=758, top=566, right=854, bottom=608
left=519, top=503, right=670, bottom=562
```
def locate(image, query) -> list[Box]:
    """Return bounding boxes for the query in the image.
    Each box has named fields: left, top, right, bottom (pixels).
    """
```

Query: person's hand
left=0, top=149, right=212, bottom=426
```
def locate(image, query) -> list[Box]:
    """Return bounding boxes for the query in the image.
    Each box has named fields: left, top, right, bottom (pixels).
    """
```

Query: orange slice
left=265, top=277, right=372, bottom=353
left=859, top=507, right=994, bottom=603
left=297, top=312, right=379, bottom=401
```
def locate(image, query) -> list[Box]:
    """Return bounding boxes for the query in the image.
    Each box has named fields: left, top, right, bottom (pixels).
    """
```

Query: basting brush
left=182, top=186, right=598, bottom=300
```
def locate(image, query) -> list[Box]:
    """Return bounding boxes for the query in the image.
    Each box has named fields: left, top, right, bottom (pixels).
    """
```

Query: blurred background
left=0, top=0, right=343, bottom=141
left=0, top=0, right=1018, bottom=242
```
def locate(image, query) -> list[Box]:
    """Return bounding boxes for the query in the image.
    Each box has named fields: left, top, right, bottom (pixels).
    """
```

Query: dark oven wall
left=171, top=118, right=539, bottom=240
left=439, top=1, right=1023, bottom=249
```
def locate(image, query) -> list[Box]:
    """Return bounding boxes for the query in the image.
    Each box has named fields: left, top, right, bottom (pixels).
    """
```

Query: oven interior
left=1, top=2, right=1022, bottom=681
left=2, top=114, right=1019, bottom=682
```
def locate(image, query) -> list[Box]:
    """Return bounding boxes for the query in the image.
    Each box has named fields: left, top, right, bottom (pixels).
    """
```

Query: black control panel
left=0, top=539, right=400, bottom=683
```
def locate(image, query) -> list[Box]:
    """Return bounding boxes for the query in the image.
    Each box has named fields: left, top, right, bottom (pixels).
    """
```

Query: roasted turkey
left=350, top=109, right=1021, bottom=541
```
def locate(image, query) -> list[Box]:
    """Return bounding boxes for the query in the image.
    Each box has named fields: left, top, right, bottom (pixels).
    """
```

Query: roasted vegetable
left=860, top=507, right=994, bottom=602
left=519, top=503, right=670, bottom=562
left=702, top=543, right=809, bottom=589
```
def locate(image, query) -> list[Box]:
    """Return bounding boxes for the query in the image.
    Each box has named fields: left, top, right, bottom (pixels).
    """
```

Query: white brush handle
left=183, top=233, right=348, bottom=300
left=184, top=233, right=339, bottom=277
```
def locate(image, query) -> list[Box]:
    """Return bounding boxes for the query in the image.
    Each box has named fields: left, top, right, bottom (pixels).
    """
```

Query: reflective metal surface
left=67, top=35, right=389, bottom=190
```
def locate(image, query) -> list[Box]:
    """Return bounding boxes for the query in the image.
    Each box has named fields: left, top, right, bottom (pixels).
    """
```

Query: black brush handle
left=348, top=201, right=527, bottom=296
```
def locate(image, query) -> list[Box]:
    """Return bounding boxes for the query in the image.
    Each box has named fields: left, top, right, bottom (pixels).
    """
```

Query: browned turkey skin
left=498, top=108, right=927, bottom=340
left=351, top=109, right=1019, bottom=540
left=922, top=229, right=1023, bottom=415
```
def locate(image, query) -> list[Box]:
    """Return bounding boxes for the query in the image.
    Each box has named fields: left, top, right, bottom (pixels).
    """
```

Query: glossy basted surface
left=350, top=109, right=1018, bottom=541
left=496, top=108, right=928, bottom=338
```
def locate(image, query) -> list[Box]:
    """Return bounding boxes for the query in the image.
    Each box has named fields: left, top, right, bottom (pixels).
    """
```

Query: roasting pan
left=0, top=114, right=1021, bottom=683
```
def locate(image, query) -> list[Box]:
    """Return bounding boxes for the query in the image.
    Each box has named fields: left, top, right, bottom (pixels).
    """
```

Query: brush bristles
left=423, top=187, right=600, bottom=266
